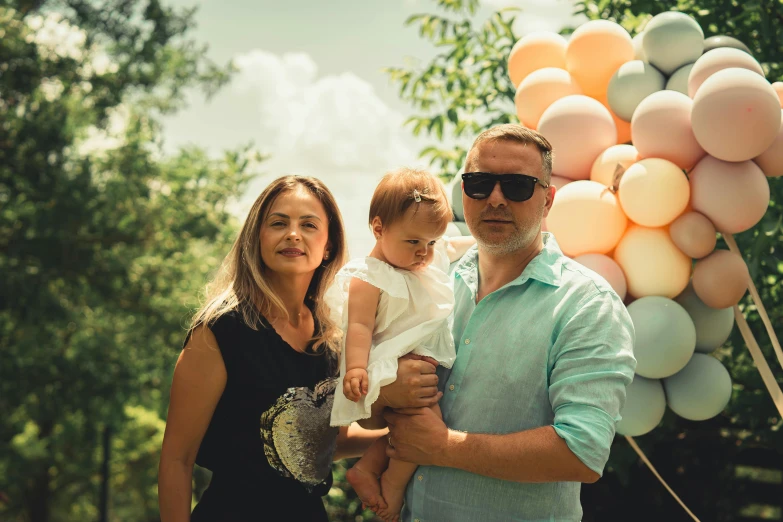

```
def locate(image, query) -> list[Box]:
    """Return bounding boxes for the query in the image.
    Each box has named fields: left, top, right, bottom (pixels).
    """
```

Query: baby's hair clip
left=413, top=189, right=422, bottom=203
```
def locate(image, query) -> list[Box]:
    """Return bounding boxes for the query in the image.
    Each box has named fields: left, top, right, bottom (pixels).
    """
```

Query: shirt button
left=449, top=384, right=455, bottom=391
left=417, top=474, right=423, bottom=481
left=464, top=338, right=471, bottom=345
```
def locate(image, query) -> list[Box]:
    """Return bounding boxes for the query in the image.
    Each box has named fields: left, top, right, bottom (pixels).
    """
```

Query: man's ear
left=371, top=216, right=384, bottom=240
left=542, top=185, right=556, bottom=218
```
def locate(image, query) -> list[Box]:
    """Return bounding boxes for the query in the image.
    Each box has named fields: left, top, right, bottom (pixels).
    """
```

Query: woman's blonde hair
left=369, top=167, right=452, bottom=230
left=191, top=175, right=348, bottom=356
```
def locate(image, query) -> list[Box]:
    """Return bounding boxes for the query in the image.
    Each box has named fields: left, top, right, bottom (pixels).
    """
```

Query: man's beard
left=471, top=208, right=543, bottom=256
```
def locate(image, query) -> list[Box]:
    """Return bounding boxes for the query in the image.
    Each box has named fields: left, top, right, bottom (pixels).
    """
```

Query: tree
left=385, top=1, right=783, bottom=520
left=0, top=2, right=256, bottom=520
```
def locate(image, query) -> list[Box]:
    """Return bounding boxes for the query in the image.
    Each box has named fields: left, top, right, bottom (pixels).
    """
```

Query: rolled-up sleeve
left=549, top=290, right=636, bottom=475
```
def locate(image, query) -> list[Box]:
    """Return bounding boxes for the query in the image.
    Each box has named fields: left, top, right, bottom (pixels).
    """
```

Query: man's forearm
left=439, top=425, right=600, bottom=484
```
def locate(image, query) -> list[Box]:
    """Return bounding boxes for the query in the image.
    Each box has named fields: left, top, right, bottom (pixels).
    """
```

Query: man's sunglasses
left=461, top=173, right=550, bottom=202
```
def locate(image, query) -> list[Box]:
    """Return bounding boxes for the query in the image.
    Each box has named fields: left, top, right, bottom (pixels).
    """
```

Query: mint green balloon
left=643, top=12, right=704, bottom=75
left=617, top=375, right=666, bottom=436
left=666, top=63, right=694, bottom=96
left=451, top=178, right=464, bottom=221
left=675, top=283, right=734, bottom=353
left=608, top=60, right=666, bottom=121
left=664, top=353, right=732, bottom=421
left=627, top=296, right=696, bottom=379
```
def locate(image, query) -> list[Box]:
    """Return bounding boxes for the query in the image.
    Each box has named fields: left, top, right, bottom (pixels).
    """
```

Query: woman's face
left=259, top=186, right=331, bottom=278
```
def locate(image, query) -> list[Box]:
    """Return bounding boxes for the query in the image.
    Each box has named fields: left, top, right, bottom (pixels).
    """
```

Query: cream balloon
left=754, top=111, right=783, bottom=177
left=614, top=225, right=691, bottom=298
left=691, top=68, right=782, bottom=162
left=566, top=20, right=634, bottom=97
left=573, top=253, right=628, bottom=299
left=690, top=155, right=770, bottom=234
left=590, top=144, right=639, bottom=187
left=692, top=249, right=749, bottom=309
left=632, top=32, right=647, bottom=62
left=508, top=32, right=568, bottom=88
left=538, top=95, right=617, bottom=180
left=514, top=68, right=582, bottom=129
left=619, top=158, right=691, bottom=227
left=688, top=47, right=765, bottom=98
left=545, top=180, right=627, bottom=257
left=631, top=90, right=705, bottom=170
left=669, top=212, right=716, bottom=259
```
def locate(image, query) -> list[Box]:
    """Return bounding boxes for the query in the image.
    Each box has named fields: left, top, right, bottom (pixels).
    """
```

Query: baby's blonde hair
left=369, top=168, right=452, bottom=231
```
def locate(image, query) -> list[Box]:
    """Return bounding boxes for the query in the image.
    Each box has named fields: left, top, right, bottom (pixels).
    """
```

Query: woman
left=158, top=175, right=440, bottom=521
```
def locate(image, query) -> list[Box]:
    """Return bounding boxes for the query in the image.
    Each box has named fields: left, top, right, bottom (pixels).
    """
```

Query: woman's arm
left=159, top=326, right=227, bottom=522
left=334, top=423, right=389, bottom=461
left=343, top=278, right=380, bottom=401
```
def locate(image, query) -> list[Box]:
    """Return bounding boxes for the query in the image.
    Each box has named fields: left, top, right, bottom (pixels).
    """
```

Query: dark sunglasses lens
left=501, top=177, right=535, bottom=201
left=464, top=178, right=495, bottom=199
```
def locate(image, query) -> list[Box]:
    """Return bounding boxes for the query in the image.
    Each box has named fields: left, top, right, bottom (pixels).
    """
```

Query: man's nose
left=486, top=181, right=507, bottom=207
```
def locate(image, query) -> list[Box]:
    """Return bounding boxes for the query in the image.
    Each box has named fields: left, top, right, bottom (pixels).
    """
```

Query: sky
left=160, top=0, right=584, bottom=256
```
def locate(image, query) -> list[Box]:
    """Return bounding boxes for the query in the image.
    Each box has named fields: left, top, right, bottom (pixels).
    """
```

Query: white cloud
left=225, top=50, right=427, bottom=257
left=482, top=0, right=586, bottom=36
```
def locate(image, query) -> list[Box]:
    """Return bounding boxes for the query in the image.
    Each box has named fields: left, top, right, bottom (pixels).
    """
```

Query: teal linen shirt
left=402, top=233, right=636, bottom=522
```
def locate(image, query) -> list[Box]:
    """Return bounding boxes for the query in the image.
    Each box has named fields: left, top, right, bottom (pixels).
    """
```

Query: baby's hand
left=343, top=368, right=369, bottom=402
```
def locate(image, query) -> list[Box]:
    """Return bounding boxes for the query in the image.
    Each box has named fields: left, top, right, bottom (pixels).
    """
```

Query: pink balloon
left=631, top=90, right=705, bottom=170
left=754, top=110, right=783, bottom=177
left=774, top=82, right=783, bottom=107
left=688, top=48, right=765, bottom=98
left=669, top=212, right=717, bottom=259
left=690, top=155, right=770, bottom=234
left=692, top=68, right=782, bottom=162
left=538, top=95, right=617, bottom=180
left=515, top=68, right=582, bottom=129
left=550, top=175, right=573, bottom=190
left=573, top=253, right=628, bottom=299
left=693, top=250, right=749, bottom=309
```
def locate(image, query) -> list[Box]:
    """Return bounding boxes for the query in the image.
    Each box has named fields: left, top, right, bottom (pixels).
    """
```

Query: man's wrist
left=438, top=429, right=468, bottom=468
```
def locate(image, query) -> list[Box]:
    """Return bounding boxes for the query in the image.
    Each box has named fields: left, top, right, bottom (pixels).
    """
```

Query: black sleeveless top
left=188, top=310, right=339, bottom=522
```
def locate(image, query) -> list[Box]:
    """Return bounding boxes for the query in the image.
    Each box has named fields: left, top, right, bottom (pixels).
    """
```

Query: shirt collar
left=454, top=232, right=564, bottom=289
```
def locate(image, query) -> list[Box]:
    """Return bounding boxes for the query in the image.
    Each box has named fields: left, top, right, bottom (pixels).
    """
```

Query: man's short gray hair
left=465, top=124, right=553, bottom=181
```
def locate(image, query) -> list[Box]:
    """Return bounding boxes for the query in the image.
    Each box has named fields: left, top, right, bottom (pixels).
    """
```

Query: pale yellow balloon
left=618, top=158, right=690, bottom=227
left=508, top=32, right=568, bottom=88
left=515, top=68, right=582, bottom=129
left=546, top=180, right=628, bottom=257
left=669, top=212, right=717, bottom=259
left=754, top=111, right=783, bottom=178
left=573, top=253, right=628, bottom=299
left=693, top=250, right=749, bottom=308
left=566, top=20, right=635, bottom=97
left=614, top=225, right=692, bottom=298
left=591, top=144, right=640, bottom=187
left=774, top=82, right=783, bottom=107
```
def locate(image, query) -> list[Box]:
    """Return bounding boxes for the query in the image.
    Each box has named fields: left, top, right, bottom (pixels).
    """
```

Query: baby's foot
left=377, top=472, right=406, bottom=522
left=346, top=466, right=387, bottom=513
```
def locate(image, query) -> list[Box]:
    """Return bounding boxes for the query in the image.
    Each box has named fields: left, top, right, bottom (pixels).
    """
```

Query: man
left=384, top=124, right=637, bottom=521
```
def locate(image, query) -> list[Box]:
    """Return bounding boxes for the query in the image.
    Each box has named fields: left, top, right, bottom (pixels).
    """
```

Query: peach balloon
left=692, top=68, right=782, bottom=162
left=690, top=155, right=771, bottom=234
left=566, top=20, right=635, bottom=97
left=754, top=111, right=783, bottom=177
left=538, top=95, right=617, bottom=180
left=619, top=158, right=691, bottom=227
left=631, top=90, right=705, bottom=170
left=591, top=144, right=639, bottom=187
left=515, top=68, right=582, bottom=129
left=688, top=48, right=765, bottom=98
left=595, top=95, right=633, bottom=144
left=573, top=253, right=628, bottom=299
left=508, top=32, right=568, bottom=88
left=546, top=180, right=628, bottom=257
left=550, top=175, right=572, bottom=190
left=774, top=82, right=783, bottom=107
left=614, top=225, right=692, bottom=298
left=669, top=212, right=717, bottom=259
left=692, top=250, right=749, bottom=308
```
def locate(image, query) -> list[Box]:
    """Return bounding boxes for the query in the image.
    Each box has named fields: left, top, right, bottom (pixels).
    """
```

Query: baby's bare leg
left=377, top=403, right=442, bottom=522
left=346, top=435, right=389, bottom=512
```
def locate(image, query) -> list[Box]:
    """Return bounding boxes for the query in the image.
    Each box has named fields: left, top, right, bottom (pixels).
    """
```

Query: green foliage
left=389, top=1, right=783, bottom=520
left=0, top=2, right=255, bottom=520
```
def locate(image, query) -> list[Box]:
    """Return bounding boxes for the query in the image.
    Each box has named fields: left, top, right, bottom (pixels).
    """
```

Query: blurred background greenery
left=1, top=0, right=781, bottom=521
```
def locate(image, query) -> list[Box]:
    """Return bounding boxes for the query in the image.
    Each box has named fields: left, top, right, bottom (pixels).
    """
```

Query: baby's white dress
left=328, top=242, right=456, bottom=427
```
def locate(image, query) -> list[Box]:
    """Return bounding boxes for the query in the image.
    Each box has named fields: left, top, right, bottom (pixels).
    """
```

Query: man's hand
left=384, top=407, right=451, bottom=466
left=343, top=368, right=369, bottom=402
left=377, top=354, right=442, bottom=409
